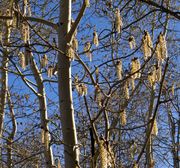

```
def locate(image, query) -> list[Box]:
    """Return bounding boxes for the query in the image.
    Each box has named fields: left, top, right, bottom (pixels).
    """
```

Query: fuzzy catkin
left=129, top=36, right=136, bottom=49
left=21, top=22, right=30, bottom=43
left=95, top=67, right=99, bottom=83
left=99, top=140, right=107, bottom=168
left=95, top=86, right=102, bottom=106
left=133, top=162, right=138, bottom=168
left=156, top=65, right=162, bottom=82
left=120, top=109, right=127, bottom=126
left=152, top=118, right=158, bottom=136
left=116, top=60, right=122, bottom=80
left=131, top=58, right=141, bottom=79
left=148, top=66, right=156, bottom=87
left=84, top=42, right=92, bottom=61
left=124, top=82, right=129, bottom=99
left=155, top=33, right=167, bottom=63
left=171, top=84, right=175, bottom=96
left=67, top=47, right=74, bottom=60
left=72, top=38, right=78, bottom=51
left=85, top=0, right=90, bottom=7
left=41, top=54, right=48, bottom=68
left=18, top=52, right=26, bottom=70
left=142, top=31, right=153, bottom=60
left=5, top=9, right=13, bottom=44
left=77, top=83, right=87, bottom=96
left=93, top=31, right=99, bottom=47
left=115, top=8, right=123, bottom=34
left=47, top=65, right=54, bottom=78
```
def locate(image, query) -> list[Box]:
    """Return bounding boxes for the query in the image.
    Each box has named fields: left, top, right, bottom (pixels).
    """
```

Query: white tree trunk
left=0, top=50, right=8, bottom=167
left=30, top=57, right=54, bottom=167
left=58, top=0, right=79, bottom=167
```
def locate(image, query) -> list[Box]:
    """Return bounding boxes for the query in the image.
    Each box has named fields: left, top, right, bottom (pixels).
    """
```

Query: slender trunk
left=7, top=91, right=17, bottom=168
left=58, top=1, right=79, bottom=167
left=167, top=106, right=179, bottom=168
left=30, top=57, right=54, bottom=167
left=146, top=88, right=155, bottom=168
left=0, top=49, right=8, bottom=166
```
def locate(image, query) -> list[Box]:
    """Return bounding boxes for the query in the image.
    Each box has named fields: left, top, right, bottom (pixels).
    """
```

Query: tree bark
left=58, top=0, right=79, bottom=167
left=0, top=49, right=8, bottom=167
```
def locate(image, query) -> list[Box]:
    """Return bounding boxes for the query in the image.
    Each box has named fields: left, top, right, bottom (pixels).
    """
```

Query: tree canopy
left=0, top=0, right=179, bottom=168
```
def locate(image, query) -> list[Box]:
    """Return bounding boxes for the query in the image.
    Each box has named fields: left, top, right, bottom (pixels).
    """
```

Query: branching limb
left=139, top=0, right=180, bottom=20
left=66, top=0, right=87, bottom=42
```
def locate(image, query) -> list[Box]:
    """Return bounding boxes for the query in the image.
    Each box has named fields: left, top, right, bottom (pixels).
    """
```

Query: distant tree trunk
left=7, top=90, right=17, bottom=168
left=0, top=49, right=8, bottom=167
left=146, top=88, right=155, bottom=168
left=167, top=106, right=179, bottom=168
left=30, top=57, right=54, bottom=167
left=58, top=0, right=79, bottom=167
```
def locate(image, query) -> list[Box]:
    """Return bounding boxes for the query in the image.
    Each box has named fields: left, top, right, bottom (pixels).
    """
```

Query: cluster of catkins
left=0, top=0, right=30, bottom=44
left=74, top=76, right=88, bottom=96
left=84, top=30, right=99, bottom=61
left=99, top=139, right=115, bottom=168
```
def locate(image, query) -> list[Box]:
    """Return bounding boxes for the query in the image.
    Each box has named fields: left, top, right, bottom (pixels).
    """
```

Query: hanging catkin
left=131, top=58, right=141, bottom=79
left=67, top=46, right=74, bottom=60
left=5, top=9, right=13, bottom=44
left=93, top=31, right=99, bottom=47
left=115, top=8, right=123, bottom=34
left=116, top=60, right=122, bottom=80
left=155, top=32, right=167, bottom=63
left=171, top=83, right=175, bottom=96
left=129, top=36, right=136, bottom=49
left=41, top=54, right=48, bottom=68
left=6, top=9, right=13, bottom=27
left=74, top=75, right=80, bottom=93
left=152, top=118, right=158, bottom=136
left=124, top=81, right=129, bottom=99
left=77, top=83, right=87, bottom=96
left=82, top=84, right=88, bottom=96
left=99, top=140, right=107, bottom=168
left=142, top=31, right=153, bottom=60
left=120, top=109, right=127, bottom=126
left=72, top=38, right=78, bottom=51
left=84, top=42, right=92, bottom=61
left=156, top=65, right=162, bottom=82
left=133, top=162, right=138, bottom=168
left=107, top=145, right=115, bottom=167
left=95, top=67, right=99, bottom=83
left=85, top=0, right=90, bottom=7
left=47, top=65, right=54, bottom=77
left=23, top=0, right=28, bottom=15
left=95, top=86, right=102, bottom=106
left=21, top=21, right=30, bottom=43
left=18, top=52, right=26, bottom=69
left=24, top=45, right=32, bottom=66
left=135, top=58, right=141, bottom=78
left=148, top=66, right=156, bottom=87
left=130, top=141, right=137, bottom=159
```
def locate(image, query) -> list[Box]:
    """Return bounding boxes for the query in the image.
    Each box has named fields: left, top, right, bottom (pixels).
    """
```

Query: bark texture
left=58, top=0, right=79, bottom=167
